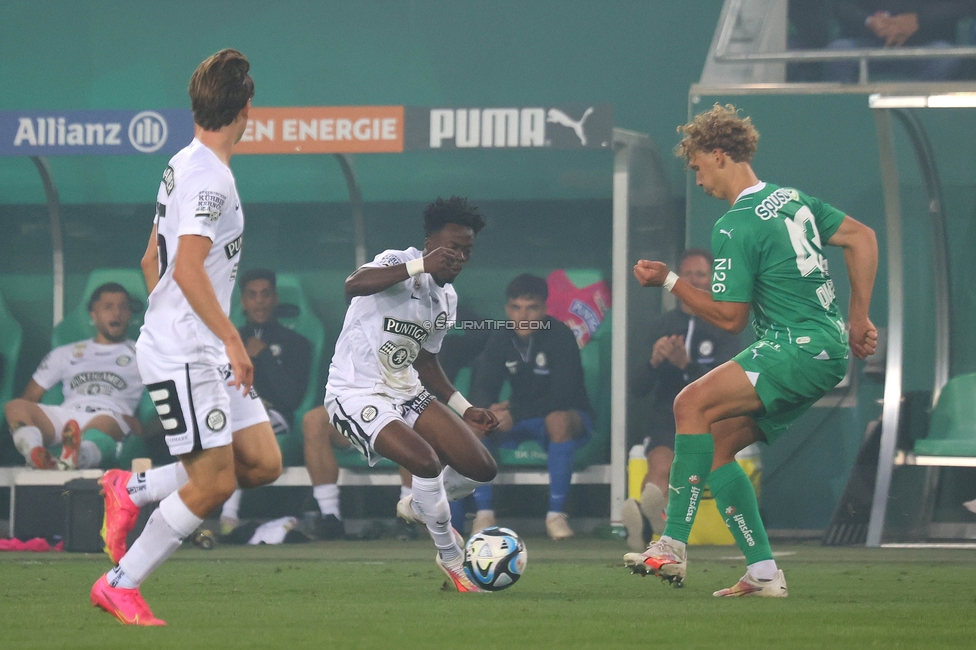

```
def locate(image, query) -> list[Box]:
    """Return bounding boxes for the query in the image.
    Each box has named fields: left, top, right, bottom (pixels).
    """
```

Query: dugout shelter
left=0, top=104, right=677, bottom=533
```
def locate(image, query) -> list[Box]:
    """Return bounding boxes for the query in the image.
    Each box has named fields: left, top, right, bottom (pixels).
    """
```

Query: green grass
left=1, top=538, right=975, bottom=649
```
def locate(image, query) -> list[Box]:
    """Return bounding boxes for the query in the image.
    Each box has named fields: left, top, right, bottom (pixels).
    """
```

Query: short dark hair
left=423, top=196, right=486, bottom=237
left=679, top=247, right=713, bottom=267
left=87, top=283, right=131, bottom=312
left=506, top=274, right=548, bottom=302
left=239, top=268, right=277, bottom=292
left=189, top=49, right=255, bottom=131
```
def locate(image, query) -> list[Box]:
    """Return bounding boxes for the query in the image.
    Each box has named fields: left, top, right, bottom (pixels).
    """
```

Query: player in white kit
left=326, top=196, right=498, bottom=592
left=5, top=283, right=143, bottom=470
left=90, top=49, right=281, bottom=626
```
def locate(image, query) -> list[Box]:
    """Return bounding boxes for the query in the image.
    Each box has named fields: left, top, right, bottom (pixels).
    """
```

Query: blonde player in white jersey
left=326, top=196, right=499, bottom=592
left=5, top=283, right=143, bottom=470
left=90, top=49, right=281, bottom=627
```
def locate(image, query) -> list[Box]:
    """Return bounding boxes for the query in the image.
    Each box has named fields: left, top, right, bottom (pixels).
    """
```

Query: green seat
left=0, top=290, right=24, bottom=410
left=231, top=273, right=326, bottom=466
left=914, top=373, right=976, bottom=457
left=51, top=268, right=148, bottom=348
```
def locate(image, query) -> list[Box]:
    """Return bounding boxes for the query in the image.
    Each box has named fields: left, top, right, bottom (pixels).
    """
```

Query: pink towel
left=0, top=537, right=63, bottom=552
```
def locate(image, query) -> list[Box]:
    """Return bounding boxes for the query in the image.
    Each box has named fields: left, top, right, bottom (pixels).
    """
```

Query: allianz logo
left=430, top=106, right=594, bottom=148
left=13, top=110, right=168, bottom=153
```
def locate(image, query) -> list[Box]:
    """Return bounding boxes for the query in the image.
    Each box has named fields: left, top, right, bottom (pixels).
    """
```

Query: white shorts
left=324, top=389, right=434, bottom=466
left=37, top=404, right=131, bottom=442
left=138, top=351, right=269, bottom=457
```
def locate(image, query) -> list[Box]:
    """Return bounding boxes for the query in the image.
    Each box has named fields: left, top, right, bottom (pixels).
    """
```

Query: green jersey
left=711, top=182, right=848, bottom=359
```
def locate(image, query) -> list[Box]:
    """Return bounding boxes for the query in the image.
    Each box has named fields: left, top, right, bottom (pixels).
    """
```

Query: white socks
left=77, top=440, right=101, bottom=469
left=127, top=462, right=189, bottom=507
left=399, top=485, right=412, bottom=501
left=221, top=488, right=243, bottom=521
left=410, top=473, right=459, bottom=561
left=660, top=535, right=687, bottom=555
left=748, top=559, right=779, bottom=581
left=113, top=492, right=202, bottom=588
left=442, top=465, right=489, bottom=501
left=12, top=426, right=43, bottom=459
left=313, top=483, right=341, bottom=518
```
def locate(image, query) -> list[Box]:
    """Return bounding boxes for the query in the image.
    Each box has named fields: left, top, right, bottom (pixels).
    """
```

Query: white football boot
left=623, top=537, right=687, bottom=587
left=713, top=569, right=788, bottom=597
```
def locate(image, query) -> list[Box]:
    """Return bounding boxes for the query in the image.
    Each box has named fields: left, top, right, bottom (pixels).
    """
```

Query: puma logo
left=546, top=107, right=594, bottom=145
left=720, top=228, right=734, bottom=239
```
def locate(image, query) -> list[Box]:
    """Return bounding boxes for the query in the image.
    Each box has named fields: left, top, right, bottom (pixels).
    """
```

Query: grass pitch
left=1, top=537, right=975, bottom=649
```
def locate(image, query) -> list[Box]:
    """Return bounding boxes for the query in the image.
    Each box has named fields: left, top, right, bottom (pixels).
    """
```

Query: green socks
left=81, top=429, right=119, bottom=469
left=709, top=461, right=773, bottom=565
left=661, top=434, right=714, bottom=544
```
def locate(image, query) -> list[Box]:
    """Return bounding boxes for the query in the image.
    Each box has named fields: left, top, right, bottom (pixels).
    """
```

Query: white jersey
left=327, top=247, right=456, bottom=399
left=139, top=138, right=244, bottom=363
left=33, top=339, right=143, bottom=415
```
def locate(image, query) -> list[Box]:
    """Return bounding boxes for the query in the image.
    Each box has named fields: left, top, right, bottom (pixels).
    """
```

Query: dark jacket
left=238, top=319, right=312, bottom=425
left=469, top=316, right=592, bottom=423
left=835, top=1, right=973, bottom=44
left=631, top=309, right=740, bottom=438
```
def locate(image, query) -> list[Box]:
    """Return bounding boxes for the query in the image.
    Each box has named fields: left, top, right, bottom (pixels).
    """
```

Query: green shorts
left=733, top=339, right=847, bottom=444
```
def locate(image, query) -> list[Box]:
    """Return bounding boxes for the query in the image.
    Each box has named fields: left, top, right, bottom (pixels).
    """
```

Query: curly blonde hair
left=674, top=104, right=759, bottom=163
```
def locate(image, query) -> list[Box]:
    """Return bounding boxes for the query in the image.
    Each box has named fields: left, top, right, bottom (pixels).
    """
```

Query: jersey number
left=784, top=206, right=825, bottom=277
left=157, top=233, right=169, bottom=277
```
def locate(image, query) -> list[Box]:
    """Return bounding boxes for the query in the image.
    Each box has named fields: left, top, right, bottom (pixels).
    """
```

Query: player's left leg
left=625, top=360, right=762, bottom=584
left=411, top=400, right=497, bottom=497
left=706, top=415, right=786, bottom=597
left=229, top=421, right=282, bottom=488
left=542, top=409, right=589, bottom=539
left=60, top=414, right=124, bottom=470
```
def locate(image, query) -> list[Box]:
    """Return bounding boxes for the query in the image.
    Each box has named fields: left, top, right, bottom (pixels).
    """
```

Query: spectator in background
left=824, top=1, right=973, bottom=82
left=622, top=250, right=740, bottom=551
left=4, top=283, right=143, bottom=470
left=220, top=268, right=312, bottom=533
left=468, top=274, right=593, bottom=540
left=787, top=0, right=835, bottom=81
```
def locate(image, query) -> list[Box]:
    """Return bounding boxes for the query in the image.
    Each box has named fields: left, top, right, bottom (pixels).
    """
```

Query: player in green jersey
left=624, top=104, right=878, bottom=597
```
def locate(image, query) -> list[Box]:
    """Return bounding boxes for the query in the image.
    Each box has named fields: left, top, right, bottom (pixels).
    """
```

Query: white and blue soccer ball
left=463, top=526, right=527, bottom=591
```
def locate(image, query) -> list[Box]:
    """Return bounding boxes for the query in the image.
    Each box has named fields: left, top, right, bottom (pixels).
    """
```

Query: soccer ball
left=463, top=526, right=527, bottom=591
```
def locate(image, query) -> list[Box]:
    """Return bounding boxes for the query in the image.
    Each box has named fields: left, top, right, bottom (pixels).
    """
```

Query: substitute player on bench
left=5, top=283, right=142, bottom=470
left=326, top=196, right=498, bottom=592
left=624, top=104, right=877, bottom=597
left=91, top=48, right=281, bottom=625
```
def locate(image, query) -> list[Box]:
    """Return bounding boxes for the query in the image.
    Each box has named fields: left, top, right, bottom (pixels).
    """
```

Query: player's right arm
left=827, top=215, right=879, bottom=359
left=141, top=223, right=160, bottom=294
left=634, top=261, right=751, bottom=334
left=345, top=247, right=459, bottom=297
left=19, top=379, right=45, bottom=403
left=172, top=234, right=253, bottom=391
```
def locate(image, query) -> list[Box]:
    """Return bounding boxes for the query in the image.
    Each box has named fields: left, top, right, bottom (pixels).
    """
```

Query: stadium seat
left=0, top=290, right=24, bottom=412
left=231, top=273, right=326, bottom=466
left=913, top=373, right=976, bottom=457
left=51, top=268, right=148, bottom=348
